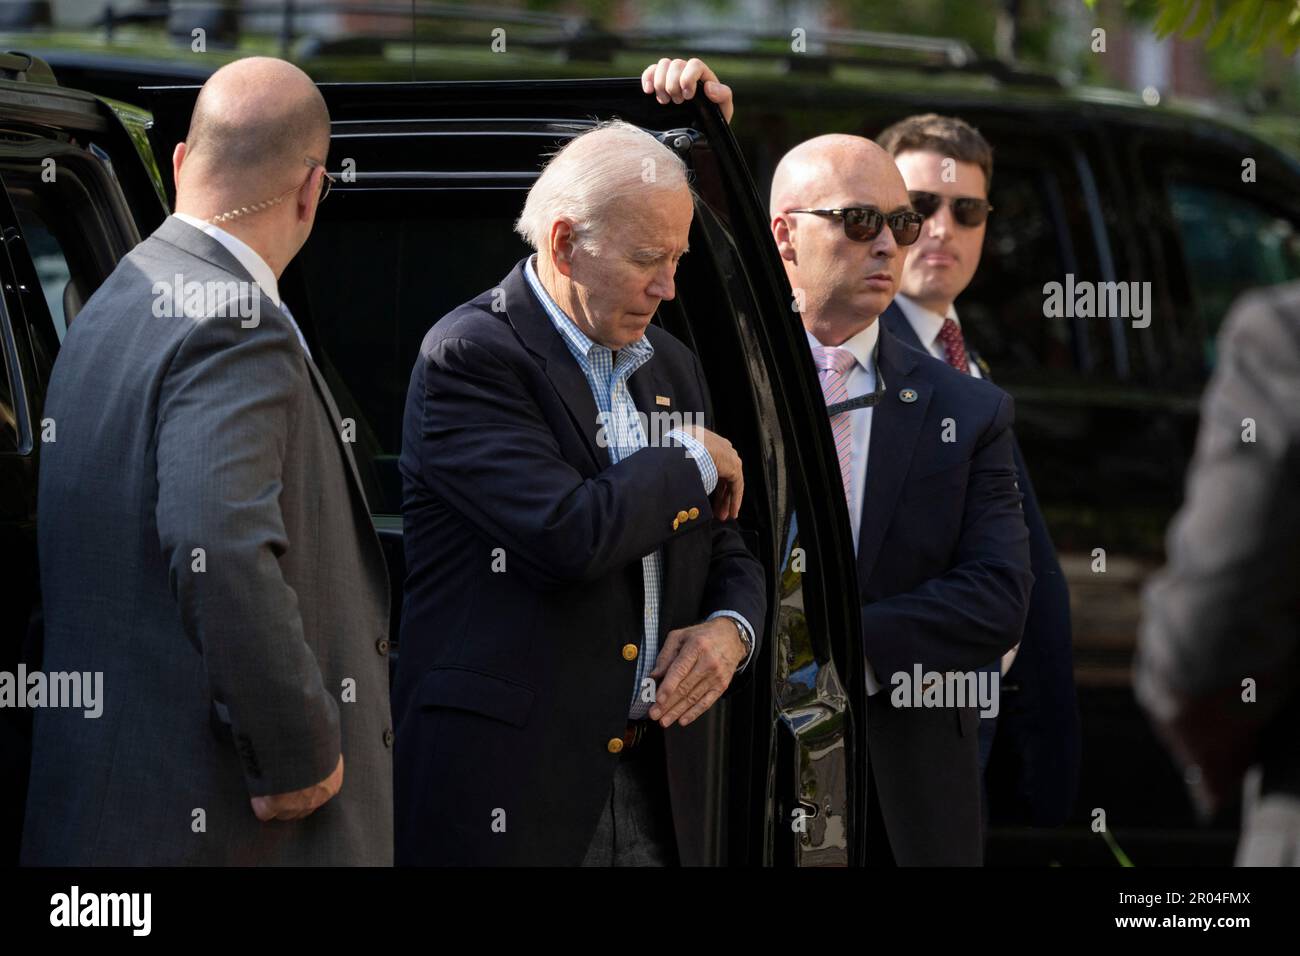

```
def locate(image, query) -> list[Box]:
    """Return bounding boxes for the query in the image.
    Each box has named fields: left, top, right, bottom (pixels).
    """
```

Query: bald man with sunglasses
left=772, top=133, right=1031, bottom=866
left=643, top=58, right=1033, bottom=864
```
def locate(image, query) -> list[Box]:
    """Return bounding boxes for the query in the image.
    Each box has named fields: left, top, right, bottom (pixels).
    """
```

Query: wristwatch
left=727, top=616, right=753, bottom=669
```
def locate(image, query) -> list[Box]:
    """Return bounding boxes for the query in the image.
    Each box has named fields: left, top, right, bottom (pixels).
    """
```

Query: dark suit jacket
left=22, top=217, right=392, bottom=865
left=394, top=258, right=767, bottom=866
left=882, top=302, right=1081, bottom=828
left=854, top=323, right=1032, bottom=865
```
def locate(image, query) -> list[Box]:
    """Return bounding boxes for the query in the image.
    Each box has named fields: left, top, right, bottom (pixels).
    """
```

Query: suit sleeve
left=409, top=334, right=713, bottom=589
left=688, top=350, right=767, bottom=684
left=861, top=392, right=1033, bottom=678
left=1135, top=290, right=1300, bottom=789
left=155, top=309, right=340, bottom=798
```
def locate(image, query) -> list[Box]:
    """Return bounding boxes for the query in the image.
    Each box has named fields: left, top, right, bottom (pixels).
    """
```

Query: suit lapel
left=856, top=327, right=930, bottom=588
left=503, top=260, right=610, bottom=471
left=885, top=297, right=994, bottom=382
left=626, top=342, right=669, bottom=434
left=627, top=348, right=679, bottom=603
left=302, top=354, right=371, bottom=510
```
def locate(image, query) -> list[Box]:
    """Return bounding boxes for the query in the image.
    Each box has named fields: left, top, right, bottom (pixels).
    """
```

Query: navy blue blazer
left=881, top=300, right=1081, bottom=828
left=393, top=258, right=767, bottom=866
left=853, top=322, right=1032, bottom=864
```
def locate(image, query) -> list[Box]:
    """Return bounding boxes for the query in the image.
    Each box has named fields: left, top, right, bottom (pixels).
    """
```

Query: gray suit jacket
left=1137, top=281, right=1300, bottom=861
left=22, top=216, right=393, bottom=865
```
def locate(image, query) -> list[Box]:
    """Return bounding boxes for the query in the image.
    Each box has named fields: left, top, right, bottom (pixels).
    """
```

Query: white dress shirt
left=893, top=293, right=981, bottom=379
left=806, top=321, right=885, bottom=694
left=171, top=212, right=311, bottom=357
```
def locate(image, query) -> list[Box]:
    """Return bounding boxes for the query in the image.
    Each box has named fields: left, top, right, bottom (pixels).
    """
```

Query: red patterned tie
left=937, top=317, right=970, bottom=375
left=812, top=346, right=857, bottom=503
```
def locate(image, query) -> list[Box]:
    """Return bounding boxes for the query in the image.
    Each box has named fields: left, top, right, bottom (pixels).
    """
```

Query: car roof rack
left=0, top=50, right=58, bottom=85
left=93, top=1, right=597, bottom=43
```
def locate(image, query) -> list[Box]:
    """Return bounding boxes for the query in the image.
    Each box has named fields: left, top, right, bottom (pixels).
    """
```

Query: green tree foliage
left=1087, top=0, right=1300, bottom=52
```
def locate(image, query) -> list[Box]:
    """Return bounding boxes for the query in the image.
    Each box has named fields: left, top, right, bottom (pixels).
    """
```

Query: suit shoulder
left=420, top=292, right=518, bottom=359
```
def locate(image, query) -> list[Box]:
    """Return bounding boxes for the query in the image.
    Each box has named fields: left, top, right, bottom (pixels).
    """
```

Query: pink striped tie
left=813, top=345, right=857, bottom=504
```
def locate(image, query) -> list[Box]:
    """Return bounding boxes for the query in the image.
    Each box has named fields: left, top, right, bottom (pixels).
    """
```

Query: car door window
left=12, top=206, right=73, bottom=340
left=1168, top=180, right=1300, bottom=362
left=0, top=144, right=135, bottom=356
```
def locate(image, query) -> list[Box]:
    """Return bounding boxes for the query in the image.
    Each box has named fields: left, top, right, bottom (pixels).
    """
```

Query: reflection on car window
left=14, top=206, right=73, bottom=341
left=958, top=168, right=1075, bottom=379
left=0, top=327, right=15, bottom=453
left=1169, top=180, right=1300, bottom=362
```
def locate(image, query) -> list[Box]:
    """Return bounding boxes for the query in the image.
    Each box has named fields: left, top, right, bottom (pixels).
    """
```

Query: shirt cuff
left=709, top=610, right=756, bottom=672
left=666, top=428, right=717, bottom=495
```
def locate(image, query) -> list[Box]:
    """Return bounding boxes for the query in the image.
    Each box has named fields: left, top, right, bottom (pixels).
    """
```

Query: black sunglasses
left=908, top=191, right=994, bottom=228
left=785, top=206, right=924, bottom=246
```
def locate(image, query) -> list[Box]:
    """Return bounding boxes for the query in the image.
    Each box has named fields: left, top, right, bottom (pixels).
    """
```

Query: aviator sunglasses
left=907, top=190, right=994, bottom=228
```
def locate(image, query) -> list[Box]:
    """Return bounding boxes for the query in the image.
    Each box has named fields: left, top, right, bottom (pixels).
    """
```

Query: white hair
left=514, top=119, right=690, bottom=255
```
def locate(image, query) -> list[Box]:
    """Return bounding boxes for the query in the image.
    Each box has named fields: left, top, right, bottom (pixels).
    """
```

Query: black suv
left=4, top=33, right=1299, bottom=866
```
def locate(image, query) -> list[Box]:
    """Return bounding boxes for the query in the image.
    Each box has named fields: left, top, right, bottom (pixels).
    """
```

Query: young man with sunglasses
left=768, top=132, right=1032, bottom=865
left=877, top=115, right=1081, bottom=831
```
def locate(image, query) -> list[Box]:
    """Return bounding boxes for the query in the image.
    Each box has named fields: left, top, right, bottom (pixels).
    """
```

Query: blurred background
left=2, top=0, right=1297, bottom=157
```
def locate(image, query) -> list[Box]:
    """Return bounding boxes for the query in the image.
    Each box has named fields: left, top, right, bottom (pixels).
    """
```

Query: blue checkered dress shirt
left=523, top=257, right=755, bottom=718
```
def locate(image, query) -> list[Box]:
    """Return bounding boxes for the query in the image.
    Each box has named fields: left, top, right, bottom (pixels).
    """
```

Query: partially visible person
left=877, top=113, right=1080, bottom=827
left=23, top=57, right=393, bottom=865
left=1137, top=282, right=1300, bottom=865
left=641, top=57, right=734, bottom=122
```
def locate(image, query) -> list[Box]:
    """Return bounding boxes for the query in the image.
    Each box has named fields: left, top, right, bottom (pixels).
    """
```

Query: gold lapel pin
left=655, top=395, right=671, bottom=407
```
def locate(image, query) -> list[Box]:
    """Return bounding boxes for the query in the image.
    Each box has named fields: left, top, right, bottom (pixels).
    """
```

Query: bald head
left=769, top=134, right=905, bottom=217
left=768, top=134, right=913, bottom=342
left=183, top=57, right=330, bottom=195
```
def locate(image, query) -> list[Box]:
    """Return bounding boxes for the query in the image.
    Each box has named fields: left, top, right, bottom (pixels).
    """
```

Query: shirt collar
left=804, top=318, right=880, bottom=375
left=172, top=212, right=281, bottom=307
left=894, top=293, right=958, bottom=352
left=523, top=254, right=654, bottom=371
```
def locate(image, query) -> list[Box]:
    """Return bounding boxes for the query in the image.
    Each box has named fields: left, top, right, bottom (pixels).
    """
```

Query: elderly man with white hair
left=393, top=117, right=767, bottom=866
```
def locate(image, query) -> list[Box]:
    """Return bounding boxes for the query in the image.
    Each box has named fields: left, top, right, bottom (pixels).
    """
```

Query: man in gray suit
left=22, top=57, right=392, bottom=865
left=1137, top=281, right=1300, bottom=865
